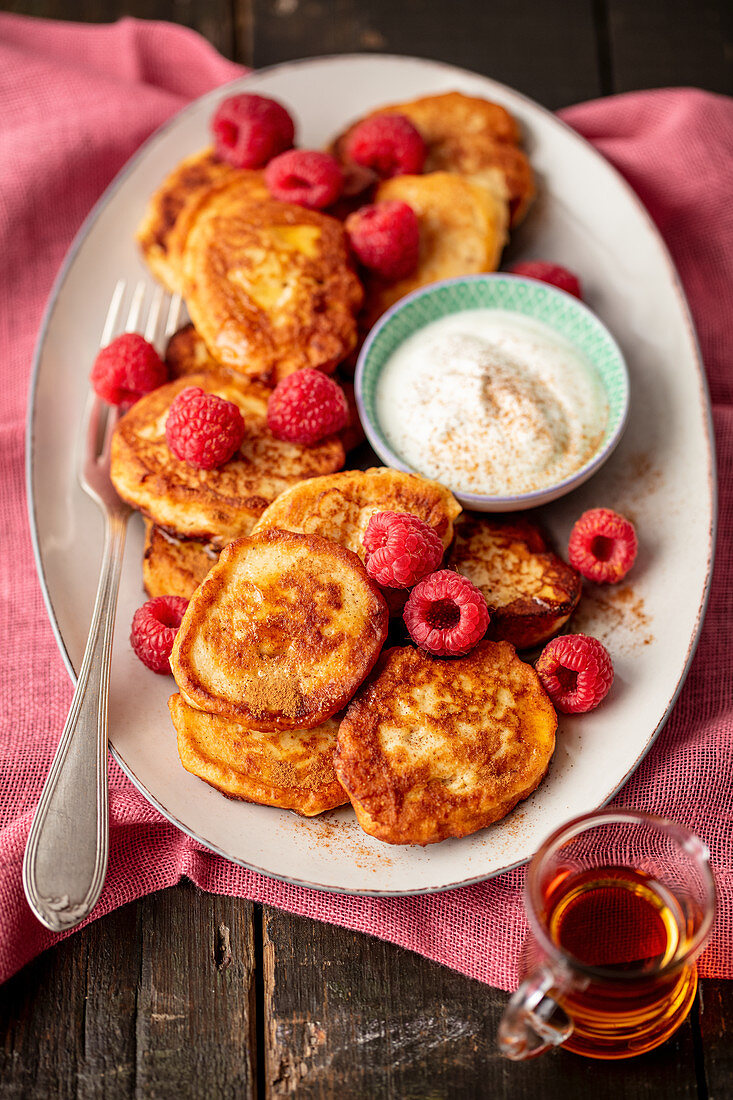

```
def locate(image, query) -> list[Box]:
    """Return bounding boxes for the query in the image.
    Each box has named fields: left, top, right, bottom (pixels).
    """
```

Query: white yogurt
left=375, top=309, right=608, bottom=497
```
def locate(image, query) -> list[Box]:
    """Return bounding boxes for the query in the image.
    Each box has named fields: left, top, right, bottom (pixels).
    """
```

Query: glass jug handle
left=498, top=964, right=574, bottom=1061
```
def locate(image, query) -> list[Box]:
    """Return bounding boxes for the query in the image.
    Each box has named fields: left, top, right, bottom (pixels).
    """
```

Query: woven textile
left=0, top=13, right=730, bottom=987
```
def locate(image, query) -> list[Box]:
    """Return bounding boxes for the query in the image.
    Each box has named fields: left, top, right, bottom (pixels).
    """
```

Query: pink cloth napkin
left=1, top=13, right=731, bottom=988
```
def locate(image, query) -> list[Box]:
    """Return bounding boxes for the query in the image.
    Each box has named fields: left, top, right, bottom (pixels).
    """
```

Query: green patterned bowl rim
left=355, top=273, right=630, bottom=509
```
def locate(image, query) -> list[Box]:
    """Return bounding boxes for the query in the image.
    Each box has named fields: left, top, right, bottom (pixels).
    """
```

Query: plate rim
left=26, top=53, right=718, bottom=897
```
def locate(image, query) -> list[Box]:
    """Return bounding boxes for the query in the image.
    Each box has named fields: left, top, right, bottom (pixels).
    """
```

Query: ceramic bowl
left=354, top=273, right=630, bottom=511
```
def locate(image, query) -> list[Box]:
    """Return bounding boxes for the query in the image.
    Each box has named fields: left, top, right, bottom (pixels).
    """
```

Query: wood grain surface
left=1, top=0, right=730, bottom=1096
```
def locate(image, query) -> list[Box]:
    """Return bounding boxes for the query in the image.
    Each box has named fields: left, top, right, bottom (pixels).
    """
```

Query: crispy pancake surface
left=164, top=323, right=365, bottom=452
left=111, top=371, right=345, bottom=545
left=169, top=694, right=348, bottom=815
left=335, top=641, right=557, bottom=845
left=449, top=515, right=581, bottom=649
left=165, top=322, right=222, bottom=379
left=135, top=148, right=248, bottom=293
left=361, top=172, right=508, bottom=327
left=331, top=91, right=534, bottom=226
left=170, top=530, right=389, bottom=730
left=181, top=178, right=364, bottom=383
left=143, top=521, right=218, bottom=600
left=252, top=467, right=461, bottom=560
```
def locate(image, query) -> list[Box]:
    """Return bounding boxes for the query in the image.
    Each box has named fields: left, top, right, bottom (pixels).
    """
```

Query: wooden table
left=1, top=1, right=730, bottom=1095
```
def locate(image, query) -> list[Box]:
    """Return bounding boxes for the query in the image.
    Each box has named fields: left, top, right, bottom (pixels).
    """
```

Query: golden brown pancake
left=360, top=171, right=508, bottom=328
left=449, top=514, right=581, bottom=650
left=251, top=467, right=461, bottom=561
left=165, top=322, right=222, bottom=379
left=331, top=91, right=534, bottom=226
left=170, top=530, right=389, bottom=730
left=180, top=178, right=364, bottom=384
left=111, top=371, right=345, bottom=546
left=135, top=148, right=248, bottom=293
left=169, top=694, right=348, bottom=815
left=164, top=323, right=365, bottom=453
left=335, top=641, right=557, bottom=845
left=142, top=520, right=218, bottom=600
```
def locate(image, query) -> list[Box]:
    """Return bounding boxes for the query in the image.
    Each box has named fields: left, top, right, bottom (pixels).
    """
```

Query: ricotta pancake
left=143, top=521, right=218, bottom=600
left=449, top=514, right=582, bottom=650
left=335, top=641, right=557, bottom=845
left=331, top=91, right=535, bottom=226
left=252, top=467, right=461, bottom=560
left=135, top=148, right=250, bottom=293
left=164, top=323, right=365, bottom=453
left=170, top=530, right=389, bottom=730
left=111, top=371, right=345, bottom=546
left=181, top=178, right=364, bottom=383
left=169, top=694, right=348, bottom=815
left=361, top=171, right=508, bottom=327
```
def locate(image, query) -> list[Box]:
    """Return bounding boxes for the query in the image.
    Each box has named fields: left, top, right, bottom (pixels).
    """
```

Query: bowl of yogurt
left=355, top=274, right=629, bottom=511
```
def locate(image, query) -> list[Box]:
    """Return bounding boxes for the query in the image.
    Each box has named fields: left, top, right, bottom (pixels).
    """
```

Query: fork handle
left=23, top=510, right=129, bottom=932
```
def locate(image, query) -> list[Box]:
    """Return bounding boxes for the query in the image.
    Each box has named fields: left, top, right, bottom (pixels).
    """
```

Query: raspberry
left=509, top=261, right=582, bottom=299
left=130, top=595, right=189, bottom=674
left=568, top=508, right=638, bottom=584
left=211, top=93, right=295, bottom=169
left=403, top=570, right=489, bottom=656
left=345, top=201, right=420, bottom=281
left=344, top=114, right=426, bottom=178
left=536, top=634, right=613, bottom=714
left=165, top=386, right=245, bottom=470
left=267, top=369, right=349, bottom=444
left=264, top=150, right=343, bottom=209
left=363, top=511, right=443, bottom=588
left=90, top=333, right=167, bottom=406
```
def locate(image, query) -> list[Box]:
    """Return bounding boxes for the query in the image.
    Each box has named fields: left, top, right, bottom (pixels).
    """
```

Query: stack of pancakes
left=111, top=90, right=579, bottom=845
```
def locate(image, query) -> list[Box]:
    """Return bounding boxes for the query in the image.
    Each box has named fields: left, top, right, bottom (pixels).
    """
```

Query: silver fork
left=23, top=280, right=183, bottom=933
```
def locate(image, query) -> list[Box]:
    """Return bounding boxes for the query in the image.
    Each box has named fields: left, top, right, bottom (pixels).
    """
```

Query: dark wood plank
left=133, top=882, right=257, bottom=1098
left=0, top=884, right=257, bottom=1099
left=2, top=0, right=238, bottom=61
left=698, top=979, right=733, bottom=1098
left=250, top=0, right=602, bottom=109
left=605, top=0, right=731, bottom=95
left=261, top=908, right=701, bottom=1098
left=0, top=898, right=141, bottom=1099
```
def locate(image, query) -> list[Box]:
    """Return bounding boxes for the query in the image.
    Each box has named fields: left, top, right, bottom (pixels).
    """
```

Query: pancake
left=170, top=529, right=389, bottom=730
left=335, top=641, right=557, bottom=845
left=360, top=171, right=508, bottom=328
left=165, top=322, right=222, bottom=379
left=180, top=178, right=364, bottom=384
left=164, top=323, right=365, bottom=453
left=169, top=694, right=348, bottom=816
left=143, top=520, right=218, bottom=600
left=331, top=91, right=534, bottom=226
left=251, top=467, right=461, bottom=561
left=135, top=148, right=248, bottom=293
left=449, top=514, right=582, bottom=650
left=111, top=371, right=345, bottom=546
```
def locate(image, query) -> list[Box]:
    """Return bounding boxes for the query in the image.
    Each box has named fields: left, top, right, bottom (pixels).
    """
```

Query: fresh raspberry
left=509, top=261, right=582, bottom=299
left=536, top=634, right=614, bottom=714
left=345, top=201, right=420, bottom=281
left=363, top=511, right=444, bottom=589
left=264, top=150, right=343, bottom=209
left=130, top=595, right=189, bottom=674
left=403, top=570, right=489, bottom=656
left=344, top=114, right=426, bottom=178
left=211, top=93, right=295, bottom=169
left=568, top=508, right=638, bottom=584
left=90, top=333, right=167, bottom=406
left=165, top=386, right=245, bottom=470
left=267, top=369, right=349, bottom=444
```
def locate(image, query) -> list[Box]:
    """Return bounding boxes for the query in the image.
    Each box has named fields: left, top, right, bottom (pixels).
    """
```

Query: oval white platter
left=28, top=55, right=715, bottom=895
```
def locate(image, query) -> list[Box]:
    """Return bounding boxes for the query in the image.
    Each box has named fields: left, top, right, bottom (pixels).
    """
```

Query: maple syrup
left=541, top=865, right=699, bottom=1058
